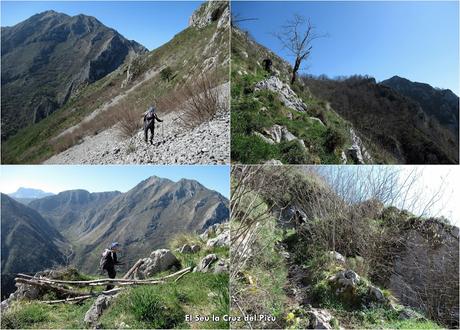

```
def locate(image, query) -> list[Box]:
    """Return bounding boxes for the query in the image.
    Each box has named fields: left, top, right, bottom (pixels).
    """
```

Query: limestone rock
left=196, top=254, right=218, bottom=272
left=307, top=308, right=334, bottom=329
left=84, top=294, right=117, bottom=327
left=207, top=230, right=230, bottom=248
left=329, top=251, right=346, bottom=264
left=214, top=259, right=229, bottom=274
left=254, top=76, right=308, bottom=112
left=139, top=249, right=180, bottom=277
left=347, top=128, right=372, bottom=164
left=179, top=244, right=193, bottom=254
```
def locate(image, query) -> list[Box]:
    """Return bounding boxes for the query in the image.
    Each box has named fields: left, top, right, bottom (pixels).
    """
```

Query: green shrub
left=231, top=134, right=279, bottom=164
left=325, top=127, right=347, bottom=152
left=160, top=67, right=174, bottom=82
left=280, top=140, right=309, bottom=164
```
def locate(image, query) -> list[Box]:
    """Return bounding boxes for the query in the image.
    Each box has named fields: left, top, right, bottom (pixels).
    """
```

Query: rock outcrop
left=137, top=249, right=180, bottom=278
left=254, top=76, right=308, bottom=112
left=188, top=1, right=229, bottom=29
left=84, top=294, right=118, bottom=327
left=345, top=128, right=372, bottom=164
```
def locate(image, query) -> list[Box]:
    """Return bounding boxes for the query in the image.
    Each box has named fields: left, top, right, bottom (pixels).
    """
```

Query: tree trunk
left=291, top=57, right=302, bottom=85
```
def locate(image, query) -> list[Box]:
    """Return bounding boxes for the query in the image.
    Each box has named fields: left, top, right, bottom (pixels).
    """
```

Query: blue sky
left=0, top=165, right=230, bottom=198
left=1, top=1, right=204, bottom=50
left=234, top=1, right=459, bottom=94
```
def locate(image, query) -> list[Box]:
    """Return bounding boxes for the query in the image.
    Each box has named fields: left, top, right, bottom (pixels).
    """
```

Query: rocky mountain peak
left=188, top=0, right=229, bottom=29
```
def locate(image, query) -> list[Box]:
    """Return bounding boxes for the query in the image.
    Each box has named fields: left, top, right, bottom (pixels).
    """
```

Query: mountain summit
left=1, top=10, right=147, bottom=140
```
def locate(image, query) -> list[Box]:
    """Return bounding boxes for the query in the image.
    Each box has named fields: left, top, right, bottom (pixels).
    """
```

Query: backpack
left=99, top=249, right=111, bottom=270
left=145, top=106, right=156, bottom=120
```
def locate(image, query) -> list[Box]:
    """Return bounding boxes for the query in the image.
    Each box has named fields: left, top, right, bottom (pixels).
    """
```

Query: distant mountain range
left=8, top=187, right=54, bottom=205
left=381, top=76, right=459, bottom=137
left=1, top=176, right=229, bottom=298
left=1, top=10, right=147, bottom=140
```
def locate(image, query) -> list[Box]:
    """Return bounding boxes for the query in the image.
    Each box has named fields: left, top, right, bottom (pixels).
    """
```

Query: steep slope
left=28, top=176, right=229, bottom=273
left=1, top=194, right=68, bottom=298
left=29, top=190, right=121, bottom=236
left=1, top=10, right=147, bottom=140
left=381, top=76, right=459, bottom=136
left=2, top=1, right=229, bottom=164
left=231, top=29, right=383, bottom=165
left=304, top=76, right=459, bottom=164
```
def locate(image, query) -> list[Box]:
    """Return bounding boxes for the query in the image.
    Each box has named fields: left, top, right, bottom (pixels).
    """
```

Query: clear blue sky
left=1, top=1, right=204, bottom=50
left=0, top=165, right=230, bottom=198
left=234, top=1, right=459, bottom=94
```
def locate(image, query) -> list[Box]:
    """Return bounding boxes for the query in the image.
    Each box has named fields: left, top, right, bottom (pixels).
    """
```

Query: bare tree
left=274, top=14, right=326, bottom=84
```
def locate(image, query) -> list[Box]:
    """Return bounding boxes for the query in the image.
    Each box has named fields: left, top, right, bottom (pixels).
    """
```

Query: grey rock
left=84, top=294, right=117, bottom=327
left=207, top=230, right=230, bottom=248
left=196, top=254, right=218, bottom=272
left=179, top=244, right=193, bottom=254
left=254, top=76, right=308, bottom=112
left=346, top=128, right=372, bottom=164
left=368, top=285, right=386, bottom=302
left=191, top=245, right=201, bottom=253
left=307, top=308, right=334, bottom=329
left=139, top=249, right=180, bottom=277
left=329, top=251, right=346, bottom=264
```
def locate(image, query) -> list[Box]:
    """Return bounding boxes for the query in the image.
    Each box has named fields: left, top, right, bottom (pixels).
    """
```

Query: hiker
left=143, top=105, right=163, bottom=145
left=262, top=58, right=272, bottom=73
left=100, top=242, right=123, bottom=291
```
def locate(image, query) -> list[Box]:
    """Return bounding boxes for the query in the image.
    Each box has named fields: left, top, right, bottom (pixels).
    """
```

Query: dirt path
left=44, top=83, right=229, bottom=164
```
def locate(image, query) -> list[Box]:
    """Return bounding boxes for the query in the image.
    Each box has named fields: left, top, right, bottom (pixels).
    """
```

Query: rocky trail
left=45, top=83, right=229, bottom=164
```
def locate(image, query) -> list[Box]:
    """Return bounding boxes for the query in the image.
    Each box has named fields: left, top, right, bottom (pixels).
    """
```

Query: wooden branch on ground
left=122, top=259, right=144, bottom=279
left=16, top=267, right=191, bottom=287
left=174, top=269, right=191, bottom=282
left=40, top=288, right=123, bottom=304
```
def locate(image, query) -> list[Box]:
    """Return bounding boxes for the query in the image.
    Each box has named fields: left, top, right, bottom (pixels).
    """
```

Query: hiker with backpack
left=100, top=242, right=124, bottom=290
left=143, top=104, right=163, bottom=145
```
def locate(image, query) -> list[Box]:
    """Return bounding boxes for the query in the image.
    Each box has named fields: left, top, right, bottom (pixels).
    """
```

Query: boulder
left=191, top=245, right=201, bottom=253
left=84, top=294, right=117, bottom=327
left=139, top=249, right=180, bottom=277
left=254, top=76, right=308, bottom=112
left=329, top=251, right=346, bottom=264
left=307, top=308, right=334, bottom=329
left=368, top=285, right=386, bottom=303
left=179, top=244, right=193, bottom=254
left=329, top=269, right=360, bottom=297
left=196, top=254, right=218, bottom=272
left=207, top=230, right=230, bottom=248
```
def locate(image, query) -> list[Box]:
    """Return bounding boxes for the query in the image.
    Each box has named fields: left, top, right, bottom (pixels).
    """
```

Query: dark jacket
left=101, top=249, right=121, bottom=271
left=143, top=107, right=163, bottom=128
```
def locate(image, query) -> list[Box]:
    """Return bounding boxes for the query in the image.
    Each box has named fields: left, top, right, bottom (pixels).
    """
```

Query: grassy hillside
left=1, top=232, right=229, bottom=329
left=3, top=3, right=229, bottom=164
left=231, top=29, right=392, bottom=164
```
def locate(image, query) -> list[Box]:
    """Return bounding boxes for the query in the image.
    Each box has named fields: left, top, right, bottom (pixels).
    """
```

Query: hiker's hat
left=111, top=242, right=120, bottom=249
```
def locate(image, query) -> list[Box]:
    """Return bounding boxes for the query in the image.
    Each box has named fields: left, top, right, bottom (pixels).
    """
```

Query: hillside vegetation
left=2, top=1, right=229, bottom=164
left=1, top=226, right=230, bottom=329
left=231, top=26, right=458, bottom=164
left=230, top=166, right=459, bottom=329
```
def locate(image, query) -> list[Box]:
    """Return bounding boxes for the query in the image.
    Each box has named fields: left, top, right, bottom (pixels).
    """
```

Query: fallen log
left=40, top=288, right=123, bottom=304
left=15, top=278, right=89, bottom=297
left=174, top=269, right=191, bottom=282
left=17, top=267, right=192, bottom=286
left=122, top=259, right=144, bottom=279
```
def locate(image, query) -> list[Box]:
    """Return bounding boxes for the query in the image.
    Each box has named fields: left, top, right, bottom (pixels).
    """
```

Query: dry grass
left=115, top=107, right=142, bottom=139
